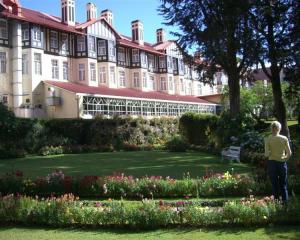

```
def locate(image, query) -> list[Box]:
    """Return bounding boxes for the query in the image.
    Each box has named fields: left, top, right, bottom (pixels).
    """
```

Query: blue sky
left=20, top=0, right=178, bottom=44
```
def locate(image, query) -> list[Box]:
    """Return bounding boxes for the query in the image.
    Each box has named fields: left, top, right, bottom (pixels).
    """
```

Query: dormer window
left=0, top=19, right=8, bottom=39
left=32, top=26, right=41, bottom=41
left=132, top=49, right=139, bottom=62
left=159, top=56, right=166, bottom=68
left=60, top=33, right=69, bottom=51
left=98, top=40, right=106, bottom=55
left=50, top=31, right=58, bottom=48
left=77, top=35, right=86, bottom=51
left=88, top=36, right=96, bottom=52
left=118, top=47, right=125, bottom=61
left=21, top=23, right=29, bottom=41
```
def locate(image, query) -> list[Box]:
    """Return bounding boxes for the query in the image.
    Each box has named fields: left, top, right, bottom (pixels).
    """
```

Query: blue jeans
left=267, top=160, right=288, bottom=203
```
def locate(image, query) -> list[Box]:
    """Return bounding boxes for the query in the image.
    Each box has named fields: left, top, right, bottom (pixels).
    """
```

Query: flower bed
left=0, top=194, right=299, bottom=229
left=1, top=171, right=300, bottom=199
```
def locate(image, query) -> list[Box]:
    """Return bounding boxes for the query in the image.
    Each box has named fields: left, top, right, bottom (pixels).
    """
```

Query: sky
left=19, top=0, right=179, bottom=44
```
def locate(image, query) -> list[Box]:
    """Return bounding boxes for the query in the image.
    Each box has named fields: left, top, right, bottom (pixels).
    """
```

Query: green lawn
left=0, top=151, right=252, bottom=178
left=0, top=226, right=299, bottom=240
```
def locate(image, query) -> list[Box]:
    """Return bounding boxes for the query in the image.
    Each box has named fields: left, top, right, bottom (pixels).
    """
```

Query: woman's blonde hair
left=271, top=121, right=281, bottom=132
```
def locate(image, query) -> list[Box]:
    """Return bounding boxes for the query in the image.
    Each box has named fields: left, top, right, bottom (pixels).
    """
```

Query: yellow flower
left=263, top=216, right=267, bottom=220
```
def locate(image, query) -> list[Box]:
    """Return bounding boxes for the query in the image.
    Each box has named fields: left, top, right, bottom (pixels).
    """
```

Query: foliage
left=179, top=112, right=219, bottom=146
left=1, top=171, right=300, bottom=199
left=165, top=135, right=189, bottom=152
left=0, top=194, right=299, bottom=229
left=159, top=0, right=256, bottom=116
left=0, top=115, right=179, bottom=158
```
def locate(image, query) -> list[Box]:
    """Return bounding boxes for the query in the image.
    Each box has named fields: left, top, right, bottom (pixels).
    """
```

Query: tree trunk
left=227, top=72, right=240, bottom=117
left=270, top=68, right=290, bottom=138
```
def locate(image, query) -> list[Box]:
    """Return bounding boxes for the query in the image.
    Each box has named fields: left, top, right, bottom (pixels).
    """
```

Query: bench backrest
left=229, top=146, right=241, bottom=154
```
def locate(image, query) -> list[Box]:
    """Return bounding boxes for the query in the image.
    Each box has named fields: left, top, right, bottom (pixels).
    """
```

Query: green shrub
left=38, top=146, right=64, bottom=156
left=165, top=135, right=189, bottom=152
left=179, top=112, right=219, bottom=146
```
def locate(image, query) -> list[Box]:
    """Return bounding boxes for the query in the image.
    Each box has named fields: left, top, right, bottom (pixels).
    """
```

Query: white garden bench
left=221, top=146, right=241, bottom=163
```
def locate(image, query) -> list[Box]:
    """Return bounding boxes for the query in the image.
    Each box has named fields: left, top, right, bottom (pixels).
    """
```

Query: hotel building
left=0, top=0, right=221, bottom=118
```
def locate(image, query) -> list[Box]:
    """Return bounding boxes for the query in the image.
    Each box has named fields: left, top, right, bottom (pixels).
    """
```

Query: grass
left=0, top=151, right=252, bottom=179
left=0, top=226, right=300, bottom=240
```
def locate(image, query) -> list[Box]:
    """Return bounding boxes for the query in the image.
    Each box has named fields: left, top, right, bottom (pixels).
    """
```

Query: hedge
left=1, top=171, right=300, bottom=199
left=0, top=114, right=179, bottom=158
left=179, top=113, right=219, bottom=146
left=0, top=194, right=299, bottom=229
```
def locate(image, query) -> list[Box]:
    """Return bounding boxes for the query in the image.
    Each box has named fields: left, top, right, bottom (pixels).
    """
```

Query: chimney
left=156, top=28, right=165, bottom=44
left=101, top=9, right=113, bottom=26
left=131, top=20, right=144, bottom=45
left=86, top=2, right=97, bottom=21
left=61, top=0, right=75, bottom=26
left=3, top=0, right=22, bottom=16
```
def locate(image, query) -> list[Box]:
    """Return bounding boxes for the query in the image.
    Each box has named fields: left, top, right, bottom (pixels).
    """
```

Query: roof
left=44, top=80, right=214, bottom=105
left=75, top=17, right=122, bottom=39
left=153, top=41, right=174, bottom=51
left=252, top=68, right=271, bottom=81
left=118, top=38, right=164, bottom=55
left=1, top=7, right=83, bottom=34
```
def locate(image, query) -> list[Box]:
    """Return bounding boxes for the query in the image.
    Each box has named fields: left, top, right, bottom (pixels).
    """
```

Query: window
left=34, top=53, right=42, bottom=75
left=79, top=64, right=85, bottom=81
left=169, top=77, right=173, bottom=91
left=50, top=31, right=58, bottom=48
left=90, top=63, right=96, bottom=81
left=132, top=49, right=139, bottom=63
left=0, top=52, right=6, bottom=73
left=179, top=59, right=184, bottom=72
left=141, top=52, right=147, bottom=65
left=77, top=36, right=86, bottom=51
left=148, top=54, right=154, bottom=69
left=61, top=33, right=69, bottom=51
left=0, top=20, right=7, bottom=39
left=119, top=71, right=126, bottom=87
left=22, top=24, right=29, bottom=41
left=133, top=72, right=139, bottom=87
left=110, top=66, right=116, bottom=84
left=141, top=72, right=147, bottom=88
left=63, top=62, right=68, bottom=80
left=51, top=60, right=59, bottom=79
left=159, top=56, right=166, bottom=68
left=98, top=40, right=106, bottom=55
left=187, top=82, right=192, bottom=95
left=173, top=58, right=178, bottom=70
left=32, top=26, right=41, bottom=41
left=167, top=56, right=173, bottom=69
left=118, top=47, right=125, bottom=61
left=22, top=54, right=28, bottom=75
left=149, top=75, right=155, bottom=90
left=109, top=41, right=115, bottom=57
left=88, top=36, right=95, bottom=52
left=160, top=77, right=167, bottom=91
left=99, top=66, right=106, bottom=83
left=197, top=83, right=202, bottom=96
left=180, top=78, right=185, bottom=92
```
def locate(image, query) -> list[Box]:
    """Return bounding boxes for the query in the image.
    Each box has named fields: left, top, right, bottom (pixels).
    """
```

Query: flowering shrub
left=1, top=171, right=299, bottom=199
left=0, top=194, right=299, bottom=229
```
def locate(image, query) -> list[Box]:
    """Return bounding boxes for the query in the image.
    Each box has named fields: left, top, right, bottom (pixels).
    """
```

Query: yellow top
left=264, top=134, right=292, bottom=162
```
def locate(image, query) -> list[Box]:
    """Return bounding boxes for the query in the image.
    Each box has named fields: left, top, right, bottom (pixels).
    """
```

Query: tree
left=249, top=0, right=297, bottom=137
left=159, top=0, right=256, bottom=117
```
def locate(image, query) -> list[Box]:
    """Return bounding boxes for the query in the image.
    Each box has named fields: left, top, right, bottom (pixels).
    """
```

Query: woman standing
left=264, top=121, right=292, bottom=204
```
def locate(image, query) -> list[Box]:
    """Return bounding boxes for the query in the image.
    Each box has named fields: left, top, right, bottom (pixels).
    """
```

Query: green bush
left=165, top=135, right=189, bottom=152
left=179, top=112, right=219, bottom=146
left=38, top=146, right=64, bottom=156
